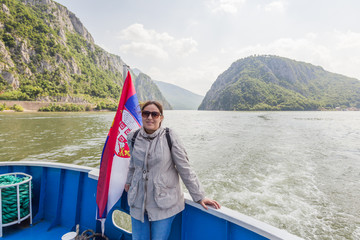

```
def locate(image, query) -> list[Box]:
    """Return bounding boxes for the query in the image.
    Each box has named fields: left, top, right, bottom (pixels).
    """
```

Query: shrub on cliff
left=95, top=101, right=117, bottom=111
left=38, top=103, right=90, bottom=112
left=11, top=104, right=24, bottom=112
left=0, top=91, right=30, bottom=100
left=0, top=103, right=6, bottom=111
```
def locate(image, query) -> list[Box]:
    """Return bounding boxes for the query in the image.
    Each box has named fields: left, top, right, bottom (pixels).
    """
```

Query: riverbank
left=0, top=100, right=93, bottom=112
left=0, top=100, right=54, bottom=112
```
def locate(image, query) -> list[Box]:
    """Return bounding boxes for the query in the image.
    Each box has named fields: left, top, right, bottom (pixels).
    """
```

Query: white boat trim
left=183, top=193, right=303, bottom=240
left=0, top=161, right=95, bottom=173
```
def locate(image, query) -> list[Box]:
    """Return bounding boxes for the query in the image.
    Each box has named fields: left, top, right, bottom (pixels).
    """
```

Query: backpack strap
left=130, top=128, right=172, bottom=150
left=131, top=129, right=141, bottom=149
left=165, top=127, right=172, bottom=151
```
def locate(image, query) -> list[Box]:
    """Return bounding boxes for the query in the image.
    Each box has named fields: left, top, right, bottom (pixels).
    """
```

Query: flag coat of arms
left=96, top=70, right=142, bottom=221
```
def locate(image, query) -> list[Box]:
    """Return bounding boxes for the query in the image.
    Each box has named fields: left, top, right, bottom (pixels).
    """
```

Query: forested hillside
left=199, top=55, right=360, bottom=111
left=0, top=0, right=170, bottom=108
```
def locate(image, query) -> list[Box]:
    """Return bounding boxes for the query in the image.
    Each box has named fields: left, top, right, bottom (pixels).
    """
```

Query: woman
left=125, top=100, right=220, bottom=240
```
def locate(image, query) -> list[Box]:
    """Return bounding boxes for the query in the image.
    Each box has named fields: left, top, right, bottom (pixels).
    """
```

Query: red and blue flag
left=96, top=70, right=142, bottom=223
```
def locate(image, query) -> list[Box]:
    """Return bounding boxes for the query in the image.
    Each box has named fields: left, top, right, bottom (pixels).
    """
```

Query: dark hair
left=141, top=101, right=164, bottom=115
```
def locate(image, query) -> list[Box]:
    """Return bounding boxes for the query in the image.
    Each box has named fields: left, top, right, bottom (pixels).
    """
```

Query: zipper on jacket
left=141, top=139, right=151, bottom=222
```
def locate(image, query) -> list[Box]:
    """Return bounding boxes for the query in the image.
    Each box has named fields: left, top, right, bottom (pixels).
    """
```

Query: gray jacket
left=126, top=127, right=205, bottom=222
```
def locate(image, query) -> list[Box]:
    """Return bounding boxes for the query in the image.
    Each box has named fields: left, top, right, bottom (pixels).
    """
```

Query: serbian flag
left=96, top=70, right=142, bottom=226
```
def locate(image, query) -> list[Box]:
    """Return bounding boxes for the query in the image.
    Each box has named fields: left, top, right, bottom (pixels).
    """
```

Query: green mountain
left=153, top=80, right=203, bottom=110
left=199, top=55, right=360, bottom=111
left=0, top=0, right=168, bottom=106
left=134, top=73, right=172, bottom=109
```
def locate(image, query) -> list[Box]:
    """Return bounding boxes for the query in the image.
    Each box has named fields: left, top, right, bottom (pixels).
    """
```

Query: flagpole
left=123, top=64, right=129, bottom=81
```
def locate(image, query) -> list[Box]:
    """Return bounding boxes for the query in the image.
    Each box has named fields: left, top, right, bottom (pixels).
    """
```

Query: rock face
left=22, top=0, right=94, bottom=43
left=199, top=55, right=360, bottom=110
left=0, top=0, right=169, bottom=105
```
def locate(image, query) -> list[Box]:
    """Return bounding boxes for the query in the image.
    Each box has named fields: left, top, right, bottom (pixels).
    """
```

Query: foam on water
left=166, top=111, right=360, bottom=240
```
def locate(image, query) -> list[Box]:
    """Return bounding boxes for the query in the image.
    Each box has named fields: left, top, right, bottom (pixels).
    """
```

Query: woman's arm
left=124, top=158, right=134, bottom=192
left=169, top=129, right=220, bottom=209
left=125, top=131, right=136, bottom=191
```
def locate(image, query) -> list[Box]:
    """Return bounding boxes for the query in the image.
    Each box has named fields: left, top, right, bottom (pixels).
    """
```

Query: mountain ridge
left=131, top=68, right=202, bottom=110
left=199, top=55, right=360, bottom=111
left=153, top=80, right=203, bottom=110
left=134, top=73, right=172, bottom=109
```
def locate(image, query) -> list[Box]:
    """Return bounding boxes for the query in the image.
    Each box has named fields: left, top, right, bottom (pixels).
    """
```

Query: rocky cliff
left=0, top=0, right=169, bottom=107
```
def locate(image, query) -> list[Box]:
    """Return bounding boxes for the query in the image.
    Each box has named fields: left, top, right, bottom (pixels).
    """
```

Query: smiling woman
left=141, top=101, right=164, bottom=134
left=124, top=100, right=220, bottom=240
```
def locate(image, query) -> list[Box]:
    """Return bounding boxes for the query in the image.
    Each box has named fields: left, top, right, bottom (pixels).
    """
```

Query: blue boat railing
left=0, top=161, right=303, bottom=240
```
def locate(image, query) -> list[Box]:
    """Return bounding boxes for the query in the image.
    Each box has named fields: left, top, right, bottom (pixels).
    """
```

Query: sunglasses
left=142, top=111, right=161, bottom=119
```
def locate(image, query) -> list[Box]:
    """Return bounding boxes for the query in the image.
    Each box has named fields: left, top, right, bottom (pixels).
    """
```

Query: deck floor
left=1, top=219, right=70, bottom=239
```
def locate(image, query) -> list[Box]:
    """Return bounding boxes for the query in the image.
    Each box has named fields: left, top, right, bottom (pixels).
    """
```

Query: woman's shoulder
left=166, top=127, right=178, bottom=135
left=161, top=127, right=181, bottom=143
left=159, top=126, right=174, bottom=135
left=127, top=127, right=142, bottom=141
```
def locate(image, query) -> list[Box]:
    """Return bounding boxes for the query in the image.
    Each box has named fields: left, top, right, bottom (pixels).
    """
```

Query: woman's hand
left=124, top=184, right=130, bottom=192
left=199, top=197, right=221, bottom=210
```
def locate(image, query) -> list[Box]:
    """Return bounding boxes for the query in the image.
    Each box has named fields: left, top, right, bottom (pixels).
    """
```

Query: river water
left=1, top=111, right=359, bottom=239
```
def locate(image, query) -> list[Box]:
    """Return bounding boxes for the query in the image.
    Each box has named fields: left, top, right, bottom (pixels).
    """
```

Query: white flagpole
left=123, top=64, right=129, bottom=81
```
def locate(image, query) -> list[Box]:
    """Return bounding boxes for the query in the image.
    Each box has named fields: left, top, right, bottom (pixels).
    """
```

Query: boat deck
left=2, top=219, right=69, bottom=240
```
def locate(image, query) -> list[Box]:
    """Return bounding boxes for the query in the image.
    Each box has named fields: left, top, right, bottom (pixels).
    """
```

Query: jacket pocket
left=154, top=183, right=179, bottom=209
left=127, top=181, right=139, bottom=207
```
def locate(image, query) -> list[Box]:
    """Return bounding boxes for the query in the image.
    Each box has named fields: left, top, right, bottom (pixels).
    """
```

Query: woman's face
left=142, top=104, right=163, bottom=134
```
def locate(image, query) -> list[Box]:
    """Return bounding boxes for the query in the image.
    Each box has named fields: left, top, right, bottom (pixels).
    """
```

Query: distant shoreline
left=1, top=100, right=359, bottom=112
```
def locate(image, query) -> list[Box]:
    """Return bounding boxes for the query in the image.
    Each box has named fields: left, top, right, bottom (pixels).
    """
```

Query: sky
left=54, top=0, right=360, bottom=96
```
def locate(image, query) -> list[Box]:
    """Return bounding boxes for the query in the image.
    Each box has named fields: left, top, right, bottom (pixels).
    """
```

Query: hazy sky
left=55, top=0, right=360, bottom=95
